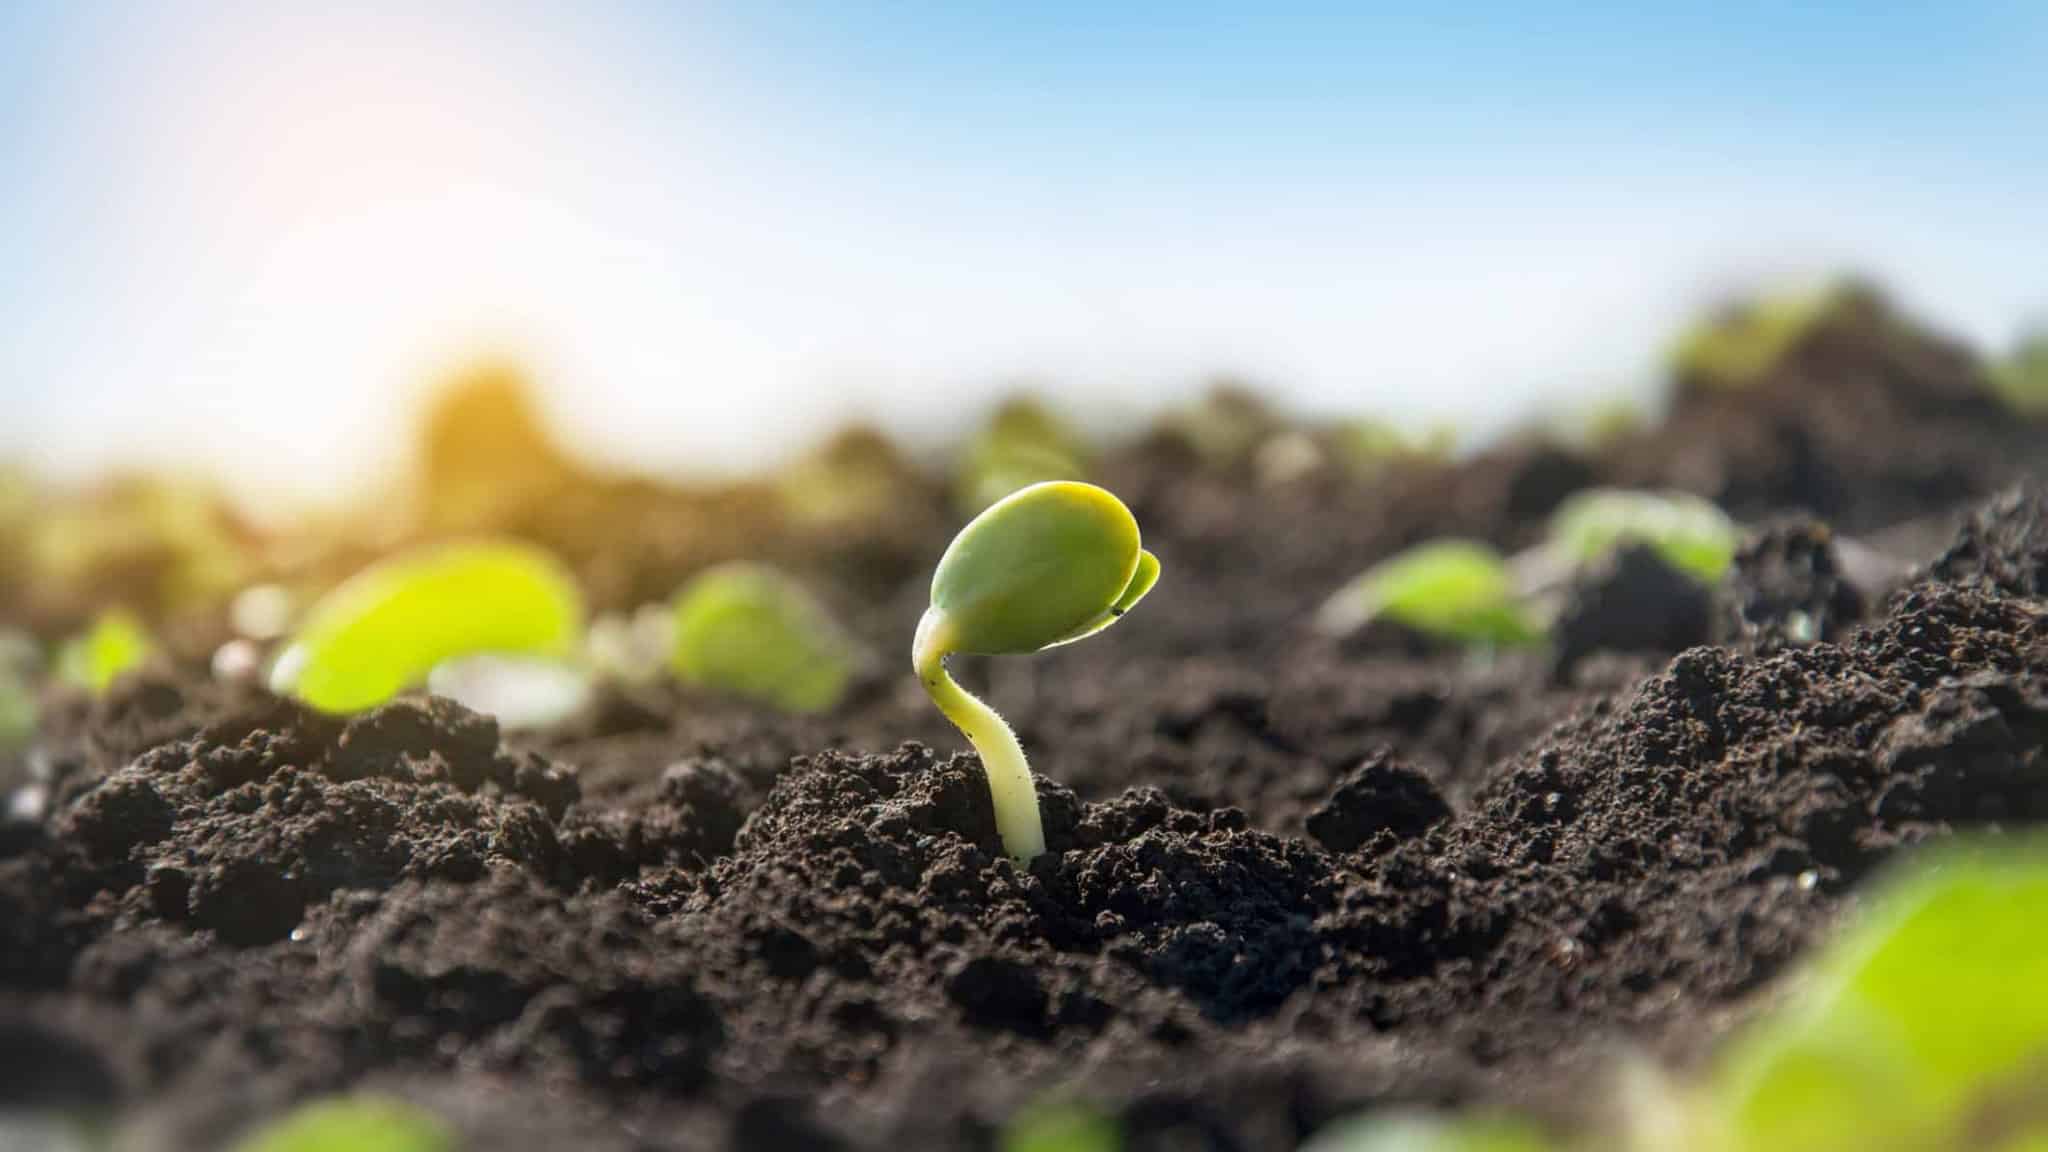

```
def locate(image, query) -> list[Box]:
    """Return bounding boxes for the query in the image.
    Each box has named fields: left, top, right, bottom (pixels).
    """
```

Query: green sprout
left=1990, top=330, right=2048, bottom=416
left=1300, top=1110, right=1554, bottom=1152
left=1327, top=418, right=1455, bottom=480
left=271, top=540, right=583, bottom=714
left=1669, top=283, right=1851, bottom=391
left=233, top=1095, right=454, bottom=1152
left=1316, top=540, right=1541, bottom=647
left=957, top=397, right=1090, bottom=514
left=915, top=481, right=1159, bottom=860
left=1707, top=840, right=2048, bottom=1151
left=1548, top=488, right=1737, bottom=584
left=1002, top=1101, right=1120, bottom=1152
left=56, top=609, right=156, bottom=695
left=670, top=564, right=854, bottom=714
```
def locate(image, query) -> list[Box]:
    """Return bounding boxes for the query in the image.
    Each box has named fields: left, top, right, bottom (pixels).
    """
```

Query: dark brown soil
left=3, top=297, right=2047, bottom=1151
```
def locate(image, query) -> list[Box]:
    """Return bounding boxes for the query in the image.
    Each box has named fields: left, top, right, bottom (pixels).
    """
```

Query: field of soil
left=3, top=294, right=2046, bottom=1150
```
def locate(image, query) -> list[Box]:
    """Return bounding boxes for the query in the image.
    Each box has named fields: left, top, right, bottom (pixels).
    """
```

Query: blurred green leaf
left=1708, top=840, right=2048, bottom=1151
left=957, top=397, right=1090, bottom=514
left=273, top=540, right=583, bottom=714
left=1002, top=1102, right=1119, bottom=1152
left=1317, top=540, right=1541, bottom=647
left=56, top=610, right=155, bottom=695
left=233, top=1096, right=454, bottom=1152
left=1549, top=488, right=1737, bottom=583
left=670, top=564, right=853, bottom=713
left=1669, top=284, right=1848, bottom=390
left=1990, top=332, right=2048, bottom=417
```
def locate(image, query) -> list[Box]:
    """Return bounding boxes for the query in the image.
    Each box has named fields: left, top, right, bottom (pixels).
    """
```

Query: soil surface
left=3, top=297, right=2047, bottom=1151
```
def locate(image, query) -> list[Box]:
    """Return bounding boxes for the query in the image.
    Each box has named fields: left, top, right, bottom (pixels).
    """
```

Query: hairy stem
left=914, top=609, right=1045, bottom=860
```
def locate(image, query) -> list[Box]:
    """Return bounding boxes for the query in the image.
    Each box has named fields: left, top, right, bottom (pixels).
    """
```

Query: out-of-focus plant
left=670, top=564, right=855, bottom=713
left=1166, top=384, right=1283, bottom=470
left=233, top=1095, right=455, bottom=1152
left=1548, top=488, right=1738, bottom=584
left=1317, top=540, right=1542, bottom=647
left=415, top=359, right=577, bottom=533
left=957, top=397, right=1091, bottom=514
left=272, top=541, right=583, bottom=714
left=1300, top=1110, right=1555, bottom=1152
left=916, top=481, right=1158, bottom=860
left=1704, top=839, right=2048, bottom=1152
left=27, top=476, right=252, bottom=624
left=1326, top=418, right=1456, bottom=481
left=777, top=424, right=928, bottom=533
left=1669, top=283, right=1854, bottom=391
left=56, top=610, right=156, bottom=695
left=1003, top=1101, right=1120, bottom=1152
left=1990, top=330, right=2048, bottom=417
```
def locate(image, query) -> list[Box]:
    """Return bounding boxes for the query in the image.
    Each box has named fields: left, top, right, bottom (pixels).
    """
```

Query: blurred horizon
left=3, top=1, right=2043, bottom=507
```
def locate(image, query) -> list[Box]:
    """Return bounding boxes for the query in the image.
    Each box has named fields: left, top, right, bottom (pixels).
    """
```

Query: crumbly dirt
left=3, top=301, right=2047, bottom=1151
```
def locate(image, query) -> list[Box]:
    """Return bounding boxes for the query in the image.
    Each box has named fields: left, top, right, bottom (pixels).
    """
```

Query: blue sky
left=2, top=2, right=2042, bottom=502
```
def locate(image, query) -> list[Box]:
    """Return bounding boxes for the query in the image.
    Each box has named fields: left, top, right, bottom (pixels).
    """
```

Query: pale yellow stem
left=914, top=609, right=1045, bottom=860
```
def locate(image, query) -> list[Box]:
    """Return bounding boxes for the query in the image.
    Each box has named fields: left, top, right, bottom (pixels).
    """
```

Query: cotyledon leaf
left=272, top=540, right=583, bottom=714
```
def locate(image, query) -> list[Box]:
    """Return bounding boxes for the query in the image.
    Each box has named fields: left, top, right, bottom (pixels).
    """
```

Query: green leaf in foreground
left=233, top=1095, right=455, bottom=1152
left=1300, top=1110, right=1554, bottom=1152
left=1548, top=488, right=1738, bottom=583
left=56, top=609, right=156, bottom=695
left=1709, top=840, right=2048, bottom=1150
left=271, top=541, right=583, bottom=714
left=670, top=564, right=854, bottom=714
left=1316, top=540, right=1540, bottom=647
left=915, top=481, right=1159, bottom=859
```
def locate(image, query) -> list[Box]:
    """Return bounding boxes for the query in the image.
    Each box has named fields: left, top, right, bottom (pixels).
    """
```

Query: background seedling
left=670, top=563, right=854, bottom=713
left=1990, top=330, right=2048, bottom=416
left=1669, top=283, right=1851, bottom=391
left=915, top=481, right=1158, bottom=860
left=1548, top=488, right=1737, bottom=584
left=56, top=609, right=156, bottom=695
left=272, top=540, right=583, bottom=714
left=233, top=1095, right=454, bottom=1152
left=957, top=397, right=1090, bottom=514
left=1317, top=540, right=1541, bottom=647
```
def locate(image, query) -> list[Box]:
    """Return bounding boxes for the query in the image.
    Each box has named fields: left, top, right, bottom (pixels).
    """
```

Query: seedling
left=1328, top=418, right=1455, bottom=480
left=1668, top=283, right=1857, bottom=390
left=1708, top=839, right=2048, bottom=1151
left=670, top=564, right=854, bottom=713
left=56, top=609, right=156, bottom=694
left=271, top=540, right=583, bottom=714
left=1316, top=540, right=1540, bottom=647
left=957, top=397, right=1090, bottom=514
left=233, top=1095, right=453, bottom=1152
left=1548, top=488, right=1737, bottom=583
left=1300, top=1109, right=1554, bottom=1152
left=915, top=481, right=1159, bottom=860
